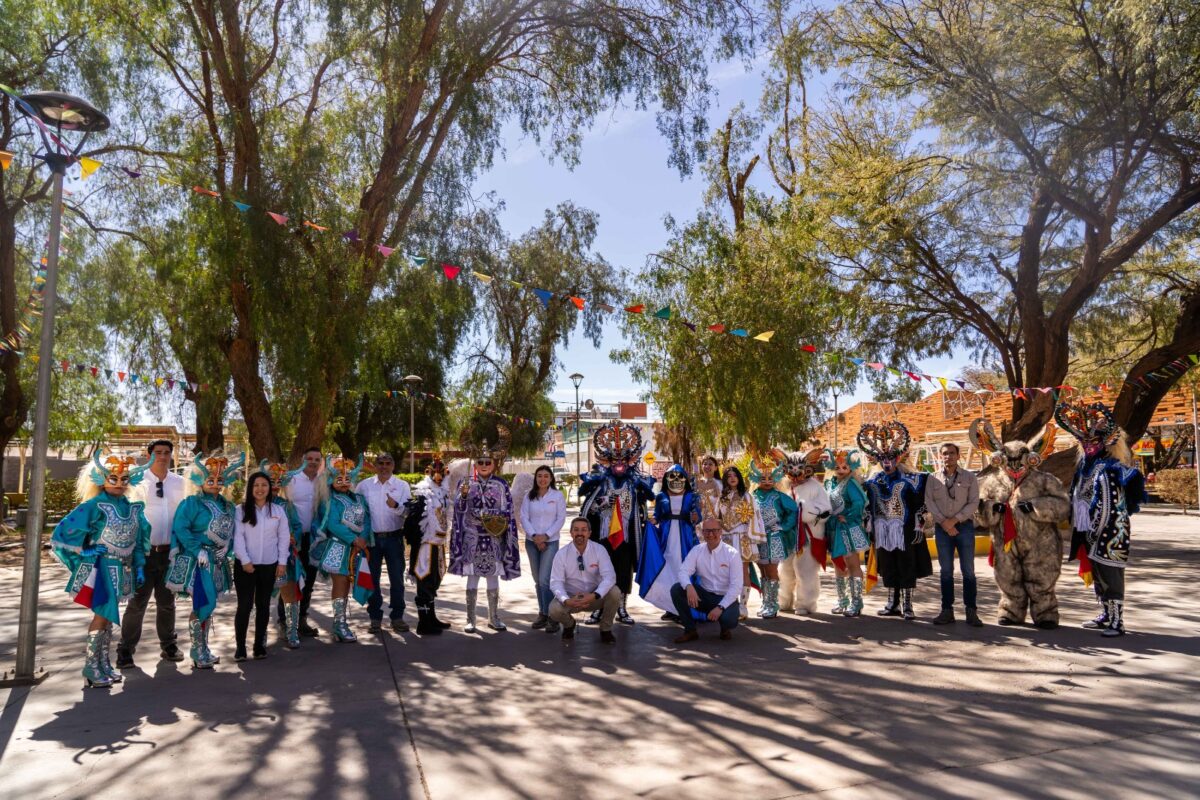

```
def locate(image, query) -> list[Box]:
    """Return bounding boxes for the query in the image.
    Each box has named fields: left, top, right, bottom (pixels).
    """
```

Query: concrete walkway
left=1, top=515, right=1197, bottom=799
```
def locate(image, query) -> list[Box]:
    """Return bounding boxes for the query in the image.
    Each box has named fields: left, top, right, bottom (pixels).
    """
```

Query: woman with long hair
left=718, top=465, right=765, bottom=620
left=52, top=452, right=153, bottom=688
left=520, top=465, right=566, bottom=632
left=232, top=472, right=290, bottom=660
left=822, top=449, right=870, bottom=617
left=310, top=456, right=373, bottom=642
left=167, top=451, right=243, bottom=668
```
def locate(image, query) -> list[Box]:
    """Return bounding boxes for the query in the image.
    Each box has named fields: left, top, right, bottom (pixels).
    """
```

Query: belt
left=150, top=545, right=171, bottom=553
left=375, top=529, right=401, bottom=537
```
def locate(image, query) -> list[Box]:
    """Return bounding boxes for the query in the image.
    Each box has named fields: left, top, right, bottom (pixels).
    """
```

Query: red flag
left=568, top=296, right=585, bottom=310
left=607, top=497, right=625, bottom=548
left=708, top=324, right=725, bottom=333
left=1075, top=543, right=1093, bottom=586
left=801, top=344, right=817, bottom=352
left=442, top=263, right=461, bottom=280
left=625, top=304, right=645, bottom=314
left=266, top=211, right=289, bottom=226
left=809, top=533, right=828, bottom=571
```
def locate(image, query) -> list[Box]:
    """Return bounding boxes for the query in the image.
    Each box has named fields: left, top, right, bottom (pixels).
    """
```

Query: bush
left=44, top=479, right=78, bottom=514
left=1155, top=467, right=1198, bottom=507
left=396, top=473, right=424, bottom=487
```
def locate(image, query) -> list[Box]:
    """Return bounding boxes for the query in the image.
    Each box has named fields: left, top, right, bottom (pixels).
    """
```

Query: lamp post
left=832, top=386, right=841, bottom=448
left=405, top=374, right=422, bottom=473
left=1192, top=384, right=1199, bottom=514
left=12, top=91, right=109, bottom=683
left=569, top=372, right=584, bottom=477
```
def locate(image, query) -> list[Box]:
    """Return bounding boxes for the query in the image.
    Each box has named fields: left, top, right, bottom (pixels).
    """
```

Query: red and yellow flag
left=864, top=545, right=879, bottom=593
left=607, top=497, right=625, bottom=548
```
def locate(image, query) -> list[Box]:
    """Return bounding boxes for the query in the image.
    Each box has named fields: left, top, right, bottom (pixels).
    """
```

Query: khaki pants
left=549, top=586, right=622, bottom=632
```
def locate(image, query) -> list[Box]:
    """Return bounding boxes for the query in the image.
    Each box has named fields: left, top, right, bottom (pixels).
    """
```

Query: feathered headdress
left=1054, top=400, right=1119, bottom=448
left=326, top=454, right=365, bottom=486
left=784, top=446, right=824, bottom=477
left=258, top=459, right=301, bottom=488
left=821, top=448, right=864, bottom=473
left=593, top=421, right=643, bottom=465
left=89, top=450, right=154, bottom=487
left=748, top=447, right=787, bottom=484
left=856, top=422, right=911, bottom=461
left=188, top=450, right=246, bottom=486
left=461, top=425, right=511, bottom=465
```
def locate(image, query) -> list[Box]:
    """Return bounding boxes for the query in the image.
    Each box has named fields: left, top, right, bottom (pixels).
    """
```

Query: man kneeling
left=672, top=518, right=743, bottom=643
left=549, top=518, right=621, bottom=643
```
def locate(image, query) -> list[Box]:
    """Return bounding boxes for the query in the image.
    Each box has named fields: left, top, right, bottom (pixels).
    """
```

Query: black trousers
left=600, top=538, right=635, bottom=595
left=119, top=548, right=176, bottom=652
left=414, top=545, right=444, bottom=609
left=234, top=561, right=277, bottom=648
left=277, top=533, right=319, bottom=622
left=1093, top=561, right=1126, bottom=602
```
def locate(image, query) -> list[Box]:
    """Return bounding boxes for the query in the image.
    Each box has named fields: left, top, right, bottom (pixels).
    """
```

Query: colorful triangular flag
left=533, top=288, right=553, bottom=308
left=753, top=330, right=775, bottom=342
left=232, top=201, right=251, bottom=212
left=266, top=212, right=288, bottom=226
left=78, top=157, right=101, bottom=179
left=442, top=264, right=462, bottom=280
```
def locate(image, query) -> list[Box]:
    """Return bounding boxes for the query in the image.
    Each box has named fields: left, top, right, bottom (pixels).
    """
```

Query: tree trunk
left=0, top=206, right=29, bottom=494
left=183, top=370, right=226, bottom=454
left=1113, top=287, right=1200, bottom=444
left=223, top=333, right=281, bottom=462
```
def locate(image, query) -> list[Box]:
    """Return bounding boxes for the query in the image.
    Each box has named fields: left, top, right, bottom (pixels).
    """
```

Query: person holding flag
left=52, top=451, right=153, bottom=688
left=822, top=449, right=870, bottom=617
left=310, top=455, right=374, bottom=642
left=166, top=451, right=243, bottom=668
left=718, top=465, right=764, bottom=619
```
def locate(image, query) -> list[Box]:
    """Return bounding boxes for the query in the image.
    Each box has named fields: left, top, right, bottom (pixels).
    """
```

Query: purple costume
left=449, top=475, right=520, bottom=580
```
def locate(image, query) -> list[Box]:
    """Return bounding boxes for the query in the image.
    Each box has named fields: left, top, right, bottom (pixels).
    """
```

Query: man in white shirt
left=278, top=447, right=323, bottom=636
left=548, top=518, right=621, bottom=643
left=671, top=517, right=744, bottom=643
left=356, top=453, right=413, bottom=633
left=117, top=439, right=187, bottom=667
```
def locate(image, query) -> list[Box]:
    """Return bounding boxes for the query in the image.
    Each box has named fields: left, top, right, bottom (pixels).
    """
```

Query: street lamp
left=405, top=374, right=422, bottom=473
left=831, top=385, right=842, bottom=448
left=12, top=91, right=109, bottom=684
left=569, top=372, right=584, bottom=477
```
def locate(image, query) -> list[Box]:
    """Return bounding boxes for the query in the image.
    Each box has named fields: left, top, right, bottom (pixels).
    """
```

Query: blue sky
left=472, top=56, right=970, bottom=418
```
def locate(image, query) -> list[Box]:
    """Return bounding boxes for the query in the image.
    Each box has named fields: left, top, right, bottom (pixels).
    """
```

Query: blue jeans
left=525, top=539, right=559, bottom=615
left=935, top=520, right=977, bottom=610
left=368, top=532, right=407, bottom=621
left=670, top=583, right=739, bottom=633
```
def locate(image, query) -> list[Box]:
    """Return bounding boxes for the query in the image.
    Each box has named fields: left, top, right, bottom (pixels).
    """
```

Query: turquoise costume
left=824, top=477, right=868, bottom=559
left=52, top=450, right=154, bottom=688
left=260, top=460, right=306, bottom=648
left=309, top=455, right=373, bottom=642
left=166, top=450, right=244, bottom=668
left=748, top=449, right=797, bottom=619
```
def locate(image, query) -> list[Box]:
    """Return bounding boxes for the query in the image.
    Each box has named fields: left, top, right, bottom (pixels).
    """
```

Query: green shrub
left=1155, top=467, right=1198, bottom=507
left=44, top=479, right=78, bottom=514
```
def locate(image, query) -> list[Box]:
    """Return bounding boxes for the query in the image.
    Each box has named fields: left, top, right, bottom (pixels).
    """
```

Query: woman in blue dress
left=822, top=448, right=870, bottom=617
left=310, top=455, right=374, bottom=642
left=166, top=451, right=243, bottom=668
left=52, top=452, right=153, bottom=688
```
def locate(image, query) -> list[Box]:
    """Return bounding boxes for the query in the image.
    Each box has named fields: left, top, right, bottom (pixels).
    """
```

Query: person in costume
left=639, top=464, right=701, bottom=622
left=749, top=449, right=798, bottom=619
left=969, top=420, right=1070, bottom=629
left=1056, top=400, right=1144, bottom=637
left=275, top=446, right=323, bottom=638
left=404, top=457, right=454, bottom=635
left=259, top=460, right=306, bottom=648
left=51, top=452, right=153, bottom=688
left=717, top=465, right=765, bottom=620
left=579, top=421, right=655, bottom=625
left=781, top=447, right=831, bottom=616
left=859, top=422, right=932, bottom=620
left=450, top=438, right=521, bottom=633
left=694, top=455, right=723, bottom=523
left=822, top=448, right=870, bottom=617
left=310, top=455, right=374, bottom=642
left=166, top=450, right=243, bottom=668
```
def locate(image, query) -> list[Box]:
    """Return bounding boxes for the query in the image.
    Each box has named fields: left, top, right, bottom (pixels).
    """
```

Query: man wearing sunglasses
left=357, top=453, right=413, bottom=633
left=548, top=517, right=620, bottom=643
left=116, top=439, right=186, bottom=667
left=671, top=517, right=743, bottom=643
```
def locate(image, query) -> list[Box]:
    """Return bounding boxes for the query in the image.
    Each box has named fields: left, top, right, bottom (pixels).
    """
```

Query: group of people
left=51, top=399, right=1143, bottom=688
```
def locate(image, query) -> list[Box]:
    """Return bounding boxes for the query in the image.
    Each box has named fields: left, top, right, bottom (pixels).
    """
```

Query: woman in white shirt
left=520, top=466, right=566, bottom=632
left=233, top=472, right=290, bottom=661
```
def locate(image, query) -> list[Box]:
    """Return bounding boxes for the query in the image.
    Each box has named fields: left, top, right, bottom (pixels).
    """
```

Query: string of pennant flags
left=2, top=122, right=1198, bottom=402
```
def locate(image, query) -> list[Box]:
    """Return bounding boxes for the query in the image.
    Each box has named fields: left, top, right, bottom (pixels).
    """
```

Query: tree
left=106, top=0, right=751, bottom=463
left=818, top=0, right=1200, bottom=442
left=459, top=202, right=621, bottom=457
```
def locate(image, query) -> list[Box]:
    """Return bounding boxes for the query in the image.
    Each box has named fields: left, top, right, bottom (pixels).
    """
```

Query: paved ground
left=0, top=514, right=1197, bottom=800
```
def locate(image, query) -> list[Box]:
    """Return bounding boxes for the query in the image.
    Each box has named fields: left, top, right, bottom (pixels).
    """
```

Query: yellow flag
left=472, top=271, right=494, bottom=283
left=79, top=157, right=101, bottom=179
left=0, top=151, right=12, bottom=170
left=753, top=330, right=775, bottom=342
left=938, top=377, right=948, bottom=390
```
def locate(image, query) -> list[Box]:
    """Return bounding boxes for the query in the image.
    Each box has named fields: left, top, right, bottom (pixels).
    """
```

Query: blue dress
left=824, top=477, right=869, bottom=558
left=272, top=495, right=305, bottom=592
left=166, top=493, right=237, bottom=621
left=311, top=490, right=374, bottom=578
left=52, top=493, right=151, bottom=624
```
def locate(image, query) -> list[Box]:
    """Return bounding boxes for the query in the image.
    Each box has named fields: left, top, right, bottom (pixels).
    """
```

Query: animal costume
left=859, top=422, right=932, bottom=620
left=51, top=452, right=153, bottom=688
left=970, top=420, right=1070, bottom=628
left=310, top=455, right=374, bottom=642
left=749, top=450, right=798, bottom=618
left=780, top=447, right=830, bottom=615
left=579, top=421, right=655, bottom=624
left=822, top=448, right=869, bottom=616
left=1056, top=400, right=1144, bottom=637
left=167, top=450, right=244, bottom=667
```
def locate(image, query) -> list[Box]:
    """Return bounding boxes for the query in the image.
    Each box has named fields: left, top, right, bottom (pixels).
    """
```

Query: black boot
left=877, top=588, right=901, bottom=616
left=429, top=601, right=451, bottom=629
left=901, top=588, right=915, bottom=620
left=416, top=608, right=442, bottom=636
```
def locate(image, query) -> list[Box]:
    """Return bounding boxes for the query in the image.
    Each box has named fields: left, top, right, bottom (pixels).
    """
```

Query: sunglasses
left=476, top=460, right=494, bottom=466
left=156, top=480, right=164, bottom=498
left=576, top=554, right=585, bottom=572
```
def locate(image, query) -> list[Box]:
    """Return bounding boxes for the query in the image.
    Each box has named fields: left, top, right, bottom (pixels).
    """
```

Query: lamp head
left=19, top=91, right=109, bottom=132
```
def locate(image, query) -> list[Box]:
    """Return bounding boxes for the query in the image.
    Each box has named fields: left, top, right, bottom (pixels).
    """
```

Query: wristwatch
left=716, top=605, right=725, bottom=613
left=592, top=591, right=601, bottom=601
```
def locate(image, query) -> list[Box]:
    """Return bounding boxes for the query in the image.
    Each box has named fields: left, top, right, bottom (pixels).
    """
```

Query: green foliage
left=43, top=479, right=77, bottom=514
left=1154, top=468, right=1198, bottom=508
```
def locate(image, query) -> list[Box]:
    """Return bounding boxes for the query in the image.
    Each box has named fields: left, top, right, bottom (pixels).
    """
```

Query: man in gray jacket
left=926, top=442, right=982, bottom=626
